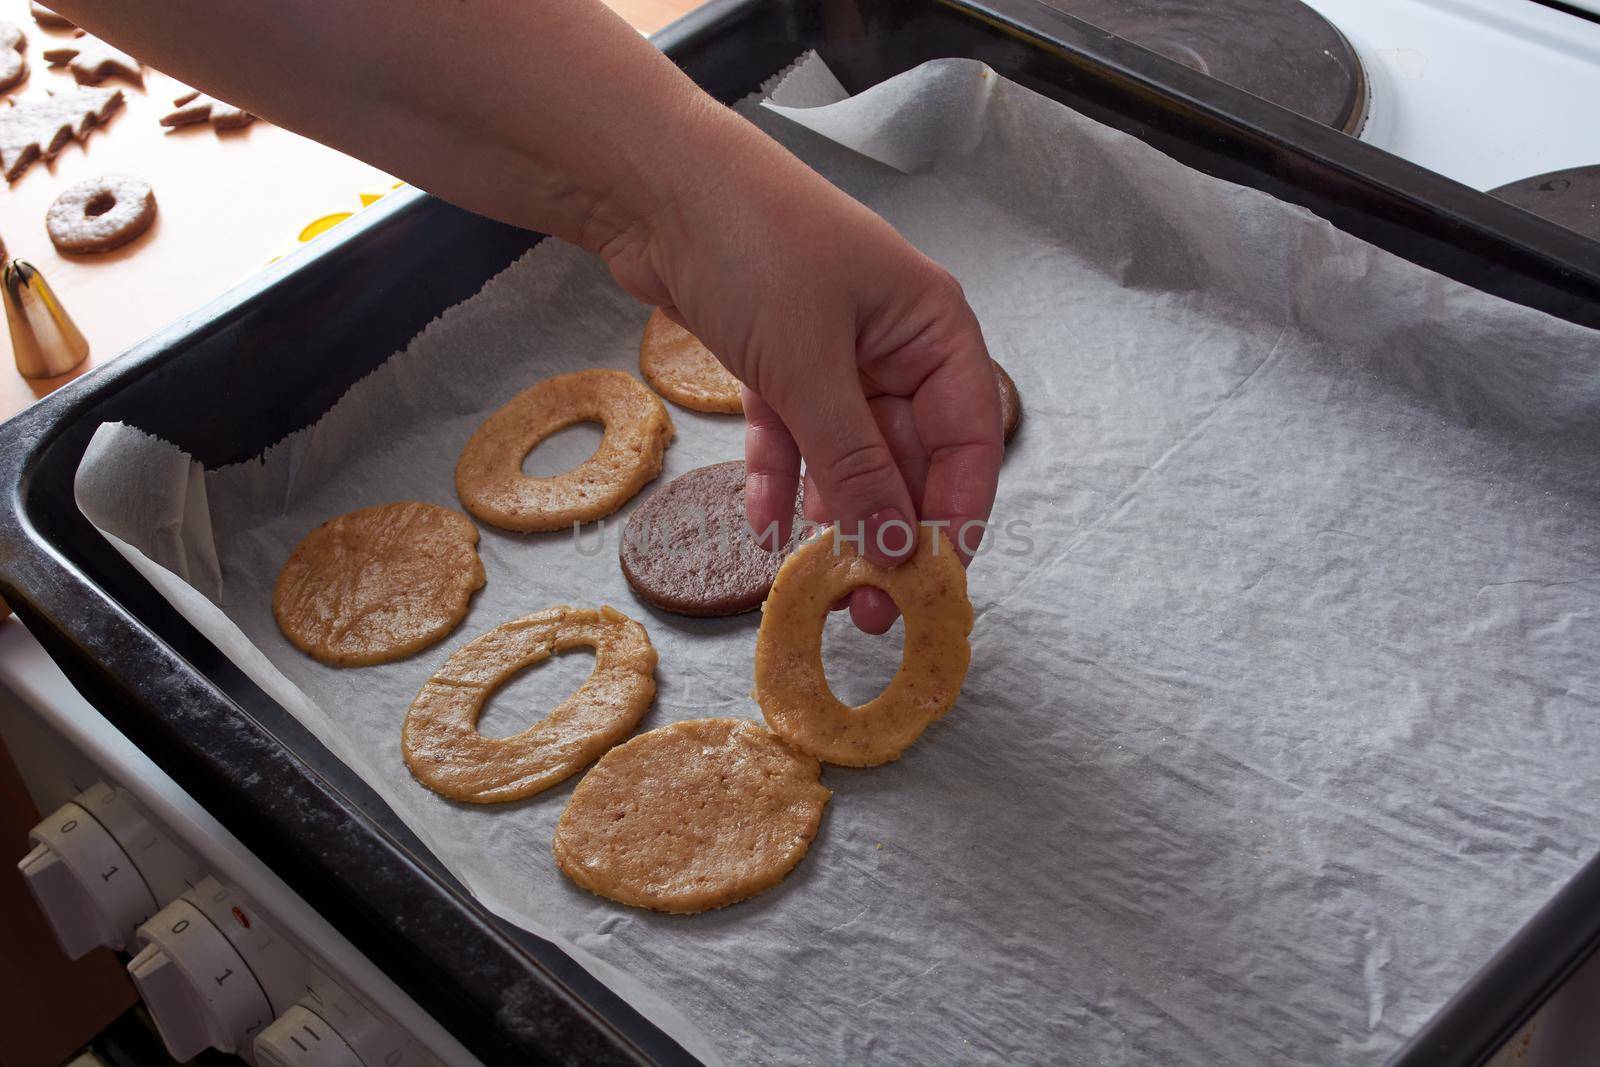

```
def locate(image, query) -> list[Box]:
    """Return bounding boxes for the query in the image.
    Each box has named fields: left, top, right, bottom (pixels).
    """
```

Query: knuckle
left=823, top=440, right=898, bottom=498
left=928, top=265, right=965, bottom=302
left=745, top=408, right=786, bottom=434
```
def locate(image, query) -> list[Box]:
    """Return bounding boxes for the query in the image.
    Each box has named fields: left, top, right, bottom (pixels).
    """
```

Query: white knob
left=19, top=801, right=157, bottom=956
left=73, top=783, right=204, bottom=902
left=258, top=982, right=440, bottom=1067
left=17, top=842, right=116, bottom=959
left=129, top=897, right=274, bottom=1060
left=307, top=981, right=438, bottom=1066
left=184, top=877, right=308, bottom=1014
left=127, top=940, right=231, bottom=1061
left=254, top=1005, right=363, bottom=1067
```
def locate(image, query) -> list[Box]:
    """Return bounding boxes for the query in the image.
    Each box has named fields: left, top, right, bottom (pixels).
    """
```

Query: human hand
left=598, top=105, right=1004, bottom=634
left=38, top=1, right=999, bottom=632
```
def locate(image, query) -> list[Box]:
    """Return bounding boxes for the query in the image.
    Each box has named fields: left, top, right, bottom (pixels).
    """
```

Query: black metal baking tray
left=2, top=1, right=1598, bottom=1063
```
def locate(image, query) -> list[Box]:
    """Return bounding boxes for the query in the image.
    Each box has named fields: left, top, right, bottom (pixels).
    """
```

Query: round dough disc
left=620, top=460, right=803, bottom=617
left=554, top=718, right=830, bottom=913
left=638, top=309, right=743, bottom=414
left=273, top=502, right=484, bottom=667
left=993, top=358, right=1023, bottom=442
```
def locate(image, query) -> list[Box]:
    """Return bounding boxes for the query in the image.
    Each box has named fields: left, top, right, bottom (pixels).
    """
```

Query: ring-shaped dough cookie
left=46, top=174, right=157, bottom=254
left=402, top=605, right=657, bottom=803
left=755, top=526, right=973, bottom=766
left=0, top=22, right=26, bottom=94
left=455, top=369, right=674, bottom=532
left=638, top=309, right=743, bottom=414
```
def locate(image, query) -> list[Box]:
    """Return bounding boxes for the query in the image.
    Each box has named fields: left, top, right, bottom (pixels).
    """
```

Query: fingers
left=742, top=387, right=802, bottom=550
left=849, top=589, right=900, bottom=634
left=909, top=310, right=1003, bottom=566
left=868, top=394, right=930, bottom=508
left=774, top=364, right=918, bottom=568
left=804, top=469, right=904, bottom=631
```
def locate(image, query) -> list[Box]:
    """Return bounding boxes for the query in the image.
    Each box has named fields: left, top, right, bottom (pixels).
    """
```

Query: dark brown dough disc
left=620, top=460, right=803, bottom=617
left=992, top=359, right=1022, bottom=443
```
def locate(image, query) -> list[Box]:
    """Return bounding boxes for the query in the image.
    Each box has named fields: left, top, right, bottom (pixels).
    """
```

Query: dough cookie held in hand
left=755, top=525, right=973, bottom=766
left=403, top=606, right=657, bottom=803
left=554, top=718, right=830, bottom=913
left=638, top=309, right=743, bottom=414
left=455, top=368, right=674, bottom=532
left=273, top=502, right=485, bottom=667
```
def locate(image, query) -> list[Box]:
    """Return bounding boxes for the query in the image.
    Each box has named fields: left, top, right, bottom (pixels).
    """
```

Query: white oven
left=6, top=0, right=1600, bottom=1063
left=0, top=620, right=479, bottom=1067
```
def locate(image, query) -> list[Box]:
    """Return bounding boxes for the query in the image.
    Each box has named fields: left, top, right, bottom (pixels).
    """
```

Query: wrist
left=578, top=87, right=769, bottom=305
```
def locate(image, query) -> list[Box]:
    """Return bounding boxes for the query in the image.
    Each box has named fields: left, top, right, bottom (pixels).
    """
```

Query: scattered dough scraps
left=42, top=33, right=142, bottom=86
left=162, top=88, right=255, bottom=131
left=553, top=718, right=830, bottom=913
left=30, top=3, right=74, bottom=29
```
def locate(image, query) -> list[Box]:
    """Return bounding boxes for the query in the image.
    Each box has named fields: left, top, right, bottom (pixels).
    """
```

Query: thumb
left=777, top=376, right=918, bottom=568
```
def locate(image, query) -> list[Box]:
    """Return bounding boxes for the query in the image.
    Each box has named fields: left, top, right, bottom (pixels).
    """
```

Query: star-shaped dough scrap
left=30, top=3, right=74, bottom=29
left=0, top=21, right=26, bottom=94
left=162, top=88, right=255, bottom=131
left=43, top=33, right=142, bottom=86
left=0, top=85, right=122, bottom=180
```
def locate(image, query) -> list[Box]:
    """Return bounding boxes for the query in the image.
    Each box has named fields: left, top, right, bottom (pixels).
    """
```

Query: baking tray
left=3, top=0, right=1599, bottom=1063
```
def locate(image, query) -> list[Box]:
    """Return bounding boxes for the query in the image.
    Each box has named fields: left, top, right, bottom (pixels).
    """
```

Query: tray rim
left=1, top=0, right=1598, bottom=1063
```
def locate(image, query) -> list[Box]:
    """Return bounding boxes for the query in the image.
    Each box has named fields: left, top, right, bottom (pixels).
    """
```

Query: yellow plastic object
left=267, top=180, right=406, bottom=266
left=359, top=180, right=407, bottom=207
left=297, top=212, right=353, bottom=243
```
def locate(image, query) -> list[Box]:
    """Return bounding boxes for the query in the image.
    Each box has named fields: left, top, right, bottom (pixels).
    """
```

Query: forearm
left=48, top=0, right=745, bottom=254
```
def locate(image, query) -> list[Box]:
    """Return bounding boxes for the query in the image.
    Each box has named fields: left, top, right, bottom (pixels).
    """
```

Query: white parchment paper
left=74, top=55, right=1600, bottom=1065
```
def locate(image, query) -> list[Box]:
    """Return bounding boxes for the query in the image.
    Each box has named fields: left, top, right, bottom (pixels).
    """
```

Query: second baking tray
left=3, top=0, right=1599, bottom=1063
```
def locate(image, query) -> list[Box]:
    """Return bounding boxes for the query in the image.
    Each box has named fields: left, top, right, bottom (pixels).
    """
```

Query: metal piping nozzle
left=5, top=260, right=90, bottom=380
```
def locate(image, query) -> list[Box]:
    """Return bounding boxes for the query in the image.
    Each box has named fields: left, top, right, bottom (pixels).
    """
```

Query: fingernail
left=864, top=507, right=915, bottom=567
left=749, top=514, right=788, bottom=552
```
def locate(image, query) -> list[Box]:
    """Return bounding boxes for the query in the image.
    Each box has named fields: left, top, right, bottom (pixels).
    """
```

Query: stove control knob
left=71, top=783, right=204, bottom=902
left=128, top=897, right=274, bottom=1061
left=18, top=800, right=158, bottom=957
left=184, top=876, right=308, bottom=1015
left=257, top=982, right=439, bottom=1067
left=254, top=1005, right=363, bottom=1067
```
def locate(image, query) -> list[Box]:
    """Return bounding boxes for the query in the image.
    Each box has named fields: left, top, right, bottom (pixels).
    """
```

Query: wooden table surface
left=0, top=0, right=695, bottom=422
